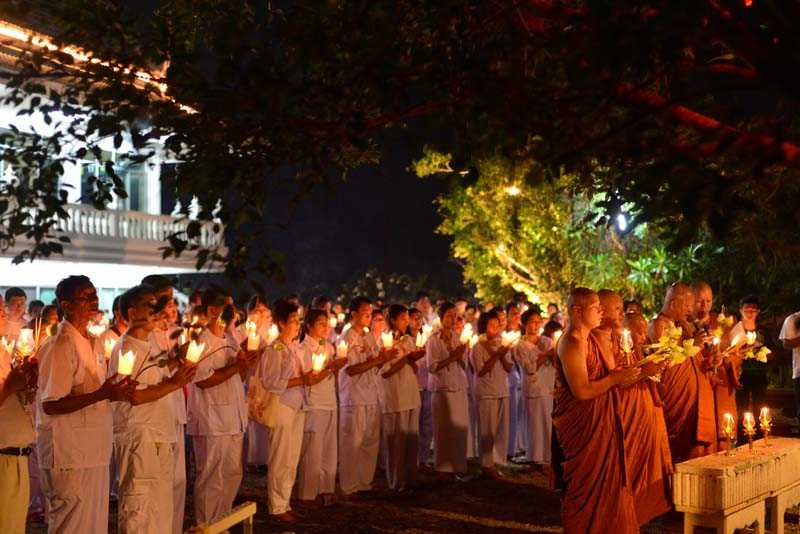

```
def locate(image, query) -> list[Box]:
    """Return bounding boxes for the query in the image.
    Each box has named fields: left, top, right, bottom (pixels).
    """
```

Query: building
left=0, top=17, right=224, bottom=311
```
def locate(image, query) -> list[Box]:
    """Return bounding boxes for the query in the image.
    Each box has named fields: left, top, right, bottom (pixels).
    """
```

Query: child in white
left=296, top=310, right=346, bottom=506
left=514, top=308, right=555, bottom=464
left=380, top=305, right=423, bottom=490
left=259, top=300, right=307, bottom=522
left=36, top=276, right=133, bottom=534
left=186, top=289, right=252, bottom=525
left=109, top=285, right=195, bottom=534
left=470, top=309, right=512, bottom=474
left=409, top=308, right=433, bottom=466
left=338, top=298, right=392, bottom=496
left=425, top=303, right=469, bottom=476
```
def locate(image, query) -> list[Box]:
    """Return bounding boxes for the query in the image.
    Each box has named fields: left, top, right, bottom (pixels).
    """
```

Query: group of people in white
left=0, top=276, right=564, bottom=533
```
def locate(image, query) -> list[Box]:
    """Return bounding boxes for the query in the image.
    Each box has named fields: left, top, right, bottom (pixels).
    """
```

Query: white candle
left=743, top=412, right=756, bottom=433
left=247, top=332, right=260, bottom=351
left=723, top=412, right=735, bottom=437
left=117, top=350, right=136, bottom=376
left=415, top=332, right=426, bottom=348
left=337, top=313, right=345, bottom=324
left=469, top=334, right=479, bottom=348
left=381, top=332, right=394, bottom=349
left=553, top=330, right=563, bottom=343
left=16, top=328, right=34, bottom=357
left=186, top=340, right=206, bottom=364
left=459, top=324, right=473, bottom=345
left=311, top=352, right=327, bottom=373
left=337, top=340, right=349, bottom=359
left=266, top=324, right=279, bottom=344
left=422, top=324, right=433, bottom=337
left=103, top=338, right=115, bottom=360
left=87, top=322, right=107, bottom=337
left=342, top=323, right=352, bottom=335
left=328, top=316, right=338, bottom=328
left=746, top=331, right=757, bottom=345
left=501, top=331, right=520, bottom=347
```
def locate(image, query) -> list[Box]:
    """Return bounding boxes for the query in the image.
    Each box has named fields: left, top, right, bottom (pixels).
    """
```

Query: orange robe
left=595, top=330, right=673, bottom=525
left=553, top=334, right=638, bottom=534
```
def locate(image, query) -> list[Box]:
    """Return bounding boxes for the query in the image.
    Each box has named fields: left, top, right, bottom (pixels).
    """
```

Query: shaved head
left=693, top=280, right=714, bottom=321
left=567, top=287, right=602, bottom=330
left=661, top=282, right=693, bottom=321
left=598, top=289, right=624, bottom=330
left=567, top=287, right=596, bottom=310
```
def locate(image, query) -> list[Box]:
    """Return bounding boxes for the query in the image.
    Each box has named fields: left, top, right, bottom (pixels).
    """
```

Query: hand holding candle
left=415, top=332, right=427, bottom=349
left=185, top=340, right=206, bottom=364
left=328, top=316, right=338, bottom=328
left=245, top=320, right=260, bottom=351
left=266, top=324, right=279, bottom=344
left=459, top=323, right=473, bottom=345
left=746, top=331, right=757, bottom=345
left=16, top=329, right=35, bottom=358
left=117, top=350, right=136, bottom=376
left=381, top=332, right=394, bottom=349
left=311, top=352, right=327, bottom=373
left=501, top=330, right=521, bottom=348
left=469, top=334, right=479, bottom=349
left=337, top=340, right=348, bottom=359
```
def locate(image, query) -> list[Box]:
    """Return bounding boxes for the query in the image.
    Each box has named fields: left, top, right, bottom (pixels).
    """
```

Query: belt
left=0, top=447, right=32, bottom=456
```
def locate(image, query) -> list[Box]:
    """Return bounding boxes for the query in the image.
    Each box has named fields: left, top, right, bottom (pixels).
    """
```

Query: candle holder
left=722, top=413, right=736, bottom=456
left=742, top=412, right=756, bottom=452
left=759, top=407, right=772, bottom=447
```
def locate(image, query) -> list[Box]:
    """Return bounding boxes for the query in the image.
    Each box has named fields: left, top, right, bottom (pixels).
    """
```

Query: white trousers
left=382, top=409, right=419, bottom=490
left=114, top=438, right=174, bottom=534
left=266, top=402, right=304, bottom=514
left=192, top=433, right=244, bottom=524
left=478, top=397, right=509, bottom=468
left=432, top=390, right=468, bottom=473
left=172, top=424, right=186, bottom=534
left=296, top=409, right=336, bottom=500
left=526, top=396, right=553, bottom=464
left=338, top=404, right=381, bottom=494
left=41, top=464, right=109, bottom=534
left=516, top=389, right=528, bottom=454
left=418, top=390, right=433, bottom=465
left=507, top=384, right=520, bottom=456
left=467, top=391, right=480, bottom=459
left=246, top=421, right=269, bottom=466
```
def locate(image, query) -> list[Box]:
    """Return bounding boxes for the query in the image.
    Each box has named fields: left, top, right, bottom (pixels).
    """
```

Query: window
left=79, top=151, right=148, bottom=212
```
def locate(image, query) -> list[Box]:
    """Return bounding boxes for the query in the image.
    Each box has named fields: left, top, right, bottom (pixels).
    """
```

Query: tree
left=422, top=152, right=705, bottom=311
left=3, top=0, right=800, bottom=280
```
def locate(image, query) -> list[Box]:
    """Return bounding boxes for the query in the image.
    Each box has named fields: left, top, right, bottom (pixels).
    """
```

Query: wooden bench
left=187, top=501, right=257, bottom=534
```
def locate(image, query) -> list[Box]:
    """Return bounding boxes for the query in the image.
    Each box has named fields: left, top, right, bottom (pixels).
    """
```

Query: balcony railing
left=59, top=203, right=221, bottom=249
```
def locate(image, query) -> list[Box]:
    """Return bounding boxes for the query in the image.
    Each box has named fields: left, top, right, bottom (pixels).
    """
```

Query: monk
left=692, top=281, right=742, bottom=449
left=651, top=283, right=717, bottom=463
left=553, top=288, right=640, bottom=534
left=593, top=290, right=672, bottom=526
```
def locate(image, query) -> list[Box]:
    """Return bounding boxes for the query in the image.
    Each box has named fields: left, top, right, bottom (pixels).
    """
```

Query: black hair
left=349, top=296, right=371, bottom=314
left=311, top=295, right=330, bottom=310
left=273, top=299, right=299, bottom=326
left=415, top=291, right=429, bottom=301
left=119, top=285, right=156, bottom=322
left=202, top=286, right=228, bottom=308
left=465, top=304, right=477, bottom=313
left=739, top=295, right=760, bottom=309
left=478, top=308, right=501, bottom=335
left=455, top=296, right=469, bottom=304
left=141, top=275, right=173, bottom=293
left=408, top=306, right=421, bottom=316
left=112, top=296, right=122, bottom=316
left=547, top=302, right=559, bottom=311
left=505, top=302, right=519, bottom=313
left=247, top=294, right=269, bottom=313
left=521, top=306, right=542, bottom=327
left=387, top=304, right=408, bottom=333
left=28, top=300, right=44, bottom=313
left=4, top=287, right=26, bottom=302
left=623, top=300, right=641, bottom=313
left=437, top=301, right=455, bottom=319
left=542, top=319, right=562, bottom=337
left=55, top=276, right=92, bottom=302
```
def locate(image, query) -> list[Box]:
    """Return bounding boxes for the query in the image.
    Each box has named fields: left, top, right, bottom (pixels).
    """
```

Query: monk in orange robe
left=651, top=282, right=718, bottom=463
left=553, top=288, right=640, bottom=534
left=594, top=290, right=672, bottom=526
left=692, top=281, right=743, bottom=449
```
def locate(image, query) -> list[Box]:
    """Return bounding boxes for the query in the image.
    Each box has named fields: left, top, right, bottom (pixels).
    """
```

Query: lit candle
left=415, top=332, right=427, bottom=348
left=103, top=338, right=115, bottom=360
left=712, top=336, right=721, bottom=347
left=266, top=324, right=279, bottom=344
left=501, top=331, right=520, bottom=348
left=87, top=321, right=107, bottom=337
left=746, top=331, right=757, bottom=345
left=759, top=407, right=770, bottom=425
left=337, top=340, right=349, bottom=359
left=311, top=352, right=327, bottom=373
left=337, top=313, right=345, bottom=324
left=469, top=334, right=479, bottom=348
left=117, top=350, right=136, bottom=376
left=247, top=331, right=260, bottom=351
left=743, top=412, right=756, bottom=433
left=186, top=340, right=206, bottom=364
left=328, top=316, right=338, bottom=328
left=342, top=323, right=352, bottom=335
left=621, top=328, right=633, bottom=365
left=459, top=324, right=473, bottom=345
left=179, top=330, right=187, bottom=346
left=538, top=326, right=544, bottom=335
left=422, top=324, right=433, bottom=337
left=16, top=328, right=34, bottom=357
left=432, top=317, right=442, bottom=330
left=553, top=330, right=563, bottom=343
left=381, top=332, right=394, bottom=349
left=723, top=413, right=735, bottom=436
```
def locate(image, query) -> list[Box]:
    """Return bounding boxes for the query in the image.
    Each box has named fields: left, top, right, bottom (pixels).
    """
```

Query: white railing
left=59, top=203, right=222, bottom=249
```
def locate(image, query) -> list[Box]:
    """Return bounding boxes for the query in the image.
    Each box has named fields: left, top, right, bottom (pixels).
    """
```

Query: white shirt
left=379, top=334, right=421, bottom=413
left=150, top=327, right=187, bottom=425
left=413, top=331, right=430, bottom=392
left=0, top=318, right=24, bottom=340
left=514, top=336, right=555, bottom=398
left=259, top=338, right=305, bottom=411
left=36, top=320, right=112, bottom=469
left=0, top=345, right=34, bottom=448
left=471, top=338, right=510, bottom=399
left=338, top=327, right=381, bottom=406
left=93, top=328, right=120, bottom=370
left=780, top=313, right=800, bottom=379
left=109, top=333, right=176, bottom=443
left=298, top=336, right=336, bottom=411
left=425, top=331, right=467, bottom=392
left=186, top=329, right=247, bottom=436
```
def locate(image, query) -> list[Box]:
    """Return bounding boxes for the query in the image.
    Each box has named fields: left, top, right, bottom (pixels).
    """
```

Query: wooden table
left=673, top=437, right=800, bottom=534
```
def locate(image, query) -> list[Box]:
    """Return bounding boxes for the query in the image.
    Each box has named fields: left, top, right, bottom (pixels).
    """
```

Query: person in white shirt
left=415, top=292, right=438, bottom=327
left=0, top=296, right=37, bottom=534
left=244, top=294, right=273, bottom=471
left=425, top=302, right=469, bottom=478
left=187, top=287, right=256, bottom=526
left=296, top=309, right=346, bottom=507
left=1, top=287, right=27, bottom=340
left=141, top=275, right=188, bottom=534
left=338, top=297, right=394, bottom=497
left=514, top=307, right=555, bottom=465
left=36, top=275, right=134, bottom=534
left=780, top=305, right=800, bottom=423
left=409, top=308, right=433, bottom=467
left=258, top=299, right=308, bottom=522
left=380, top=305, right=424, bottom=490
left=504, top=302, right=525, bottom=460
left=471, top=308, right=512, bottom=477
left=109, top=285, right=196, bottom=534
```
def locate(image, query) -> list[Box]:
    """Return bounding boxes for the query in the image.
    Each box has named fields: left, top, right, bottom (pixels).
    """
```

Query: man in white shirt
left=187, top=287, right=256, bottom=525
left=338, top=297, right=393, bottom=497
left=109, top=285, right=196, bottom=534
left=0, top=296, right=37, bottom=534
left=142, top=274, right=187, bottom=534
left=1, top=287, right=27, bottom=339
left=36, top=275, right=134, bottom=533
left=780, top=310, right=800, bottom=423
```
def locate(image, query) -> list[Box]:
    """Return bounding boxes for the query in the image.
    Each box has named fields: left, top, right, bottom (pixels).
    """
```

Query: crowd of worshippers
left=0, top=276, right=790, bottom=533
